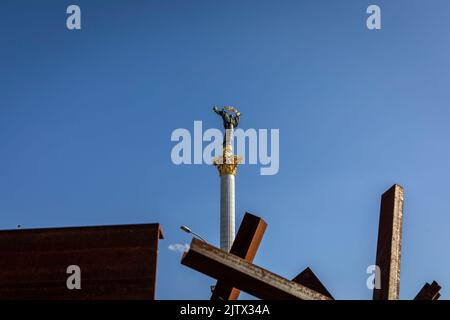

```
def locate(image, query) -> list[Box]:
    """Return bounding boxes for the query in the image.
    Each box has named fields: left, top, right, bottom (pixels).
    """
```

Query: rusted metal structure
left=0, top=223, right=163, bottom=299
left=373, top=184, right=404, bottom=300
left=181, top=185, right=441, bottom=300
left=414, top=281, right=441, bottom=300
left=292, top=267, right=334, bottom=299
left=211, top=212, right=267, bottom=300
left=182, top=238, right=331, bottom=300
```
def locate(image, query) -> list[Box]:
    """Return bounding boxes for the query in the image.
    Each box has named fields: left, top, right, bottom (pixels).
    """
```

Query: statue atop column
left=211, top=106, right=242, bottom=252
left=213, top=106, right=241, bottom=129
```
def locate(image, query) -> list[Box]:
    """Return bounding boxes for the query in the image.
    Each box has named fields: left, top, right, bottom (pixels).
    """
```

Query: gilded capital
left=213, top=155, right=241, bottom=176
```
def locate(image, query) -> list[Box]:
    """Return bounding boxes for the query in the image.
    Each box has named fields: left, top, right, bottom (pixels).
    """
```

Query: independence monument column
left=213, top=106, right=241, bottom=252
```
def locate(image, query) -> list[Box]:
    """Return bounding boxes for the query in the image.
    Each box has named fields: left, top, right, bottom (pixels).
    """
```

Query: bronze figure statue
left=213, top=106, right=241, bottom=129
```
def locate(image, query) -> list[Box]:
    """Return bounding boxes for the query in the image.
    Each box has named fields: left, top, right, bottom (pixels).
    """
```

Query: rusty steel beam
left=0, top=223, right=163, bottom=300
left=211, top=212, right=267, bottom=300
left=292, top=267, right=334, bottom=299
left=182, top=238, right=331, bottom=300
left=414, top=281, right=441, bottom=300
left=373, top=184, right=404, bottom=300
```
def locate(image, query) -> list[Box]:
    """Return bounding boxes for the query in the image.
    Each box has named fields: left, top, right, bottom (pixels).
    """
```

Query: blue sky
left=1, top=0, right=450, bottom=299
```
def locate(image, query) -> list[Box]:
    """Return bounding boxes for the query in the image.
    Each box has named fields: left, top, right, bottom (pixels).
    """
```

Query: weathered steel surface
left=182, top=238, right=331, bottom=300
left=292, top=267, right=334, bottom=299
left=414, top=281, right=441, bottom=300
left=211, top=212, right=267, bottom=300
left=373, top=185, right=404, bottom=300
left=0, top=223, right=163, bottom=300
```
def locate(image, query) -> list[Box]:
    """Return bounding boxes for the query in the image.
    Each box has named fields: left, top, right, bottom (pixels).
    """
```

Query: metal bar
left=373, top=184, right=404, bottom=300
left=292, top=267, right=334, bottom=299
left=414, top=281, right=441, bottom=300
left=182, top=238, right=331, bottom=300
left=211, top=212, right=267, bottom=300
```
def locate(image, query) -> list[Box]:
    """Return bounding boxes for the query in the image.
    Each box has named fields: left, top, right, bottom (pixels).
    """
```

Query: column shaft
left=220, top=174, right=235, bottom=251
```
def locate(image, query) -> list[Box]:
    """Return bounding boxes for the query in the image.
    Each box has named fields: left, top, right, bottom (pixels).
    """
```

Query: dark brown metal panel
left=414, top=281, right=441, bottom=300
left=229, top=212, right=267, bottom=261
left=211, top=212, right=267, bottom=300
left=292, top=267, right=334, bottom=299
left=0, top=223, right=163, bottom=300
left=182, top=238, right=331, bottom=300
left=373, top=184, right=404, bottom=300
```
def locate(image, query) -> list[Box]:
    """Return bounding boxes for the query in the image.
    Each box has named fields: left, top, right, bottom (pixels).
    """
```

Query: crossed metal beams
left=181, top=185, right=441, bottom=300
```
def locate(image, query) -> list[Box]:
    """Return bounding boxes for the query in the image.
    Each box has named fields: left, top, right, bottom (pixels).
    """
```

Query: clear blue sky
left=1, top=0, right=450, bottom=299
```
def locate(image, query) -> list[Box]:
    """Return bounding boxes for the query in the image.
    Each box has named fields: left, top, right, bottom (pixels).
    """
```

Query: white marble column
left=220, top=173, right=235, bottom=252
